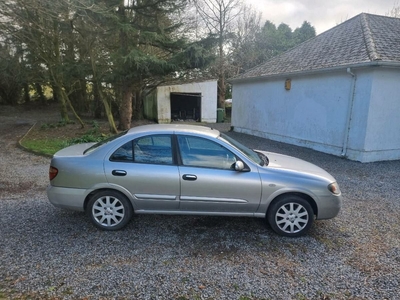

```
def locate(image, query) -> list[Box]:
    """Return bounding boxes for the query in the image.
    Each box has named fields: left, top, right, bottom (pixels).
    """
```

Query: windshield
left=219, top=133, right=264, bottom=166
left=83, top=130, right=128, bottom=154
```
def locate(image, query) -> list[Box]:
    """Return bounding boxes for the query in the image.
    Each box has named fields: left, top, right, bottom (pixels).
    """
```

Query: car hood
left=53, top=143, right=96, bottom=157
left=257, top=150, right=335, bottom=181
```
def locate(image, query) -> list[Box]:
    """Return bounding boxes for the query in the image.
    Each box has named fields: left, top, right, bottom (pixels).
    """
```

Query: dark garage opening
left=170, top=93, right=201, bottom=122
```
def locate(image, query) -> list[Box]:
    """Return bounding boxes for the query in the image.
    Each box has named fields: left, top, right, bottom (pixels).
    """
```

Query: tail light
left=49, top=166, right=58, bottom=181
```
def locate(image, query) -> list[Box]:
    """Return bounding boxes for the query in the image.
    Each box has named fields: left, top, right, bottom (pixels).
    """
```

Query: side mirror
left=234, top=161, right=245, bottom=171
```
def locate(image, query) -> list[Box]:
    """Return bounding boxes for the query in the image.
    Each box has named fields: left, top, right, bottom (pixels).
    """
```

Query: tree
left=0, top=0, right=85, bottom=126
left=1, top=0, right=317, bottom=131
left=0, top=0, right=213, bottom=131
left=229, top=4, right=262, bottom=75
left=250, top=20, right=316, bottom=70
left=293, top=21, right=316, bottom=44
left=387, top=2, right=400, bottom=17
left=91, top=0, right=212, bottom=129
left=194, top=0, right=242, bottom=108
left=0, top=44, right=23, bottom=105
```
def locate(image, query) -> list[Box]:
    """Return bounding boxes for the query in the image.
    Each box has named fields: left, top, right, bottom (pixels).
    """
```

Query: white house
left=144, top=80, right=218, bottom=124
left=230, top=13, right=400, bottom=163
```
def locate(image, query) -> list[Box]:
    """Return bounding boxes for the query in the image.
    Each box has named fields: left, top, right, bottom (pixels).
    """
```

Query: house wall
left=232, top=71, right=353, bottom=156
left=232, top=68, right=400, bottom=162
left=157, top=80, right=217, bottom=123
left=346, top=69, right=400, bottom=162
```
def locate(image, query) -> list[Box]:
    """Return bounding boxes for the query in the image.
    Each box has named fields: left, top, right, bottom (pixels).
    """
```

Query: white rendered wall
left=157, top=80, right=217, bottom=123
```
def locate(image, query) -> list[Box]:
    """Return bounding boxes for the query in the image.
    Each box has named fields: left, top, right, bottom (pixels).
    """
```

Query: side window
left=110, top=135, right=173, bottom=165
left=134, top=135, right=173, bottom=165
left=110, top=141, right=133, bottom=162
left=177, top=135, right=236, bottom=169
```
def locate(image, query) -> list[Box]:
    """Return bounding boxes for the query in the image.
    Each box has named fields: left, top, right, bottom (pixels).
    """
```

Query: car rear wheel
left=267, top=195, right=314, bottom=237
left=87, top=190, right=133, bottom=230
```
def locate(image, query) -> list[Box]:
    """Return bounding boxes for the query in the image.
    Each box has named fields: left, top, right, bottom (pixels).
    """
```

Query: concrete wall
left=157, top=80, right=217, bottom=123
left=232, top=67, right=400, bottom=162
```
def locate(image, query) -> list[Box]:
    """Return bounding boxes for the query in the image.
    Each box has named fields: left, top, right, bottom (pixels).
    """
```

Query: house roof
left=231, top=13, right=400, bottom=82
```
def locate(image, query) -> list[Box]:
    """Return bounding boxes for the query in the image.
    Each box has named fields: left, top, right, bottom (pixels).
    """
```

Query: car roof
left=127, top=124, right=221, bottom=139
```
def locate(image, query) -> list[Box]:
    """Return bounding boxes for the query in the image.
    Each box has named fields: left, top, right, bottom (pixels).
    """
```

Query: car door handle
left=182, top=174, right=197, bottom=181
left=112, top=170, right=127, bottom=176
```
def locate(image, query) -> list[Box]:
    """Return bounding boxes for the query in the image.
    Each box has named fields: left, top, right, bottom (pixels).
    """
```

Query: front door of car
left=104, top=134, right=180, bottom=211
left=177, top=135, right=262, bottom=213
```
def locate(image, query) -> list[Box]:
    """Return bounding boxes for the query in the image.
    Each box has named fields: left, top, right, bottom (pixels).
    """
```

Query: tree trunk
left=35, top=83, right=47, bottom=105
left=93, top=82, right=103, bottom=118
left=117, top=1, right=133, bottom=130
left=51, top=67, right=84, bottom=126
left=53, top=84, right=69, bottom=121
left=218, top=15, right=226, bottom=109
left=60, top=87, right=85, bottom=128
left=89, top=47, right=117, bottom=132
left=132, top=88, right=144, bottom=120
left=119, top=83, right=133, bottom=130
left=96, top=82, right=118, bottom=133
left=69, top=82, right=87, bottom=113
left=23, top=83, right=30, bottom=103
left=218, top=76, right=226, bottom=109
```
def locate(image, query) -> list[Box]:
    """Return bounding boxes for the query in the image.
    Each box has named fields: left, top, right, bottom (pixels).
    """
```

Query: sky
left=244, top=0, right=398, bottom=34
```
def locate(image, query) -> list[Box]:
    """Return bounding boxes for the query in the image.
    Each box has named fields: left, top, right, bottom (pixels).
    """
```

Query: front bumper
left=316, top=194, right=343, bottom=219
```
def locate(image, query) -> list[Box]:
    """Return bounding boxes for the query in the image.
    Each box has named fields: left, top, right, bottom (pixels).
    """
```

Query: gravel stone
left=1, top=107, right=400, bottom=299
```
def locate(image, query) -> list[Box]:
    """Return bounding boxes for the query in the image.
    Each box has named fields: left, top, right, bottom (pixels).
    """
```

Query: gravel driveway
left=1, top=106, right=399, bottom=299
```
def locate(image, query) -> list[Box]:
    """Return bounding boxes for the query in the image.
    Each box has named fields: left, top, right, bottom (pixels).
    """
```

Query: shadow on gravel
left=44, top=206, right=341, bottom=255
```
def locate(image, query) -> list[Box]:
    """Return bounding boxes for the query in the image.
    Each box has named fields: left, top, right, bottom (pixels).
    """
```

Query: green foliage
left=40, top=120, right=75, bottom=129
left=0, top=0, right=216, bottom=125
left=40, top=123, right=56, bottom=129
left=66, top=124, right=108, bottom=145
left=21, top=139, right=68, bottom=156
left=0, top=45, right=24, bottom=105
left=22, top=133, right=110, bottom=156
left=231, top=17, right=317, bottom=74
left=171, top=37, right=217, bottom=70
left=258, top=20, right=316, bottom=60
left=293, top=21, right=316, bottom=44
left=24, top=120, right=110, bottom=156
left=66, top=134, right=106, bottom=145
left=0, top=0, right=317, bottom=120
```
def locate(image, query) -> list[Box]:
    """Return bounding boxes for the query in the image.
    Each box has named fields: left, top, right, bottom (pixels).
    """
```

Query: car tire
left=87, top=190, right=133, bottom=231
left=267, top=195, right=314, bottom=237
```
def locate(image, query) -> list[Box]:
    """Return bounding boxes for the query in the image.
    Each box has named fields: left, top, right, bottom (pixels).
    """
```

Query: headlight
left=328, top=182, right=341, bottom=195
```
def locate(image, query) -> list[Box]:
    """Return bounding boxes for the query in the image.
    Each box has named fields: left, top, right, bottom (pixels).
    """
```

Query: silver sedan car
left=47, top=124, right=342, bottom=237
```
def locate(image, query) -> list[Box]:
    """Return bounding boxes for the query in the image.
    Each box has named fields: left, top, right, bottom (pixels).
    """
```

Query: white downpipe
left=342, top=68, right=357, bottom=157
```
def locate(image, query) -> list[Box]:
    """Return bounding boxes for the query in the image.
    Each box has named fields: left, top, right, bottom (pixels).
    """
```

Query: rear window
left=84, top=130, right=128, bottom=154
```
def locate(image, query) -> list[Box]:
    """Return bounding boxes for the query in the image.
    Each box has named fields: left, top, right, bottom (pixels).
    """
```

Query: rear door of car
left=104, top=134, right=180, bottom=211
left=176, top=134, right=262, bottom=214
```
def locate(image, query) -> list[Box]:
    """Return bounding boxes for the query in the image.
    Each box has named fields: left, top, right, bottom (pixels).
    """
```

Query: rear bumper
left=47, top=185, right=87, bottom=212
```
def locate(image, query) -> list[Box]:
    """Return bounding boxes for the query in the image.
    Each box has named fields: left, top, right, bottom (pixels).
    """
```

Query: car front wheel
left=267, top=195, right=314, bottom=237
left=87, top=190, right=133, bottom=230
